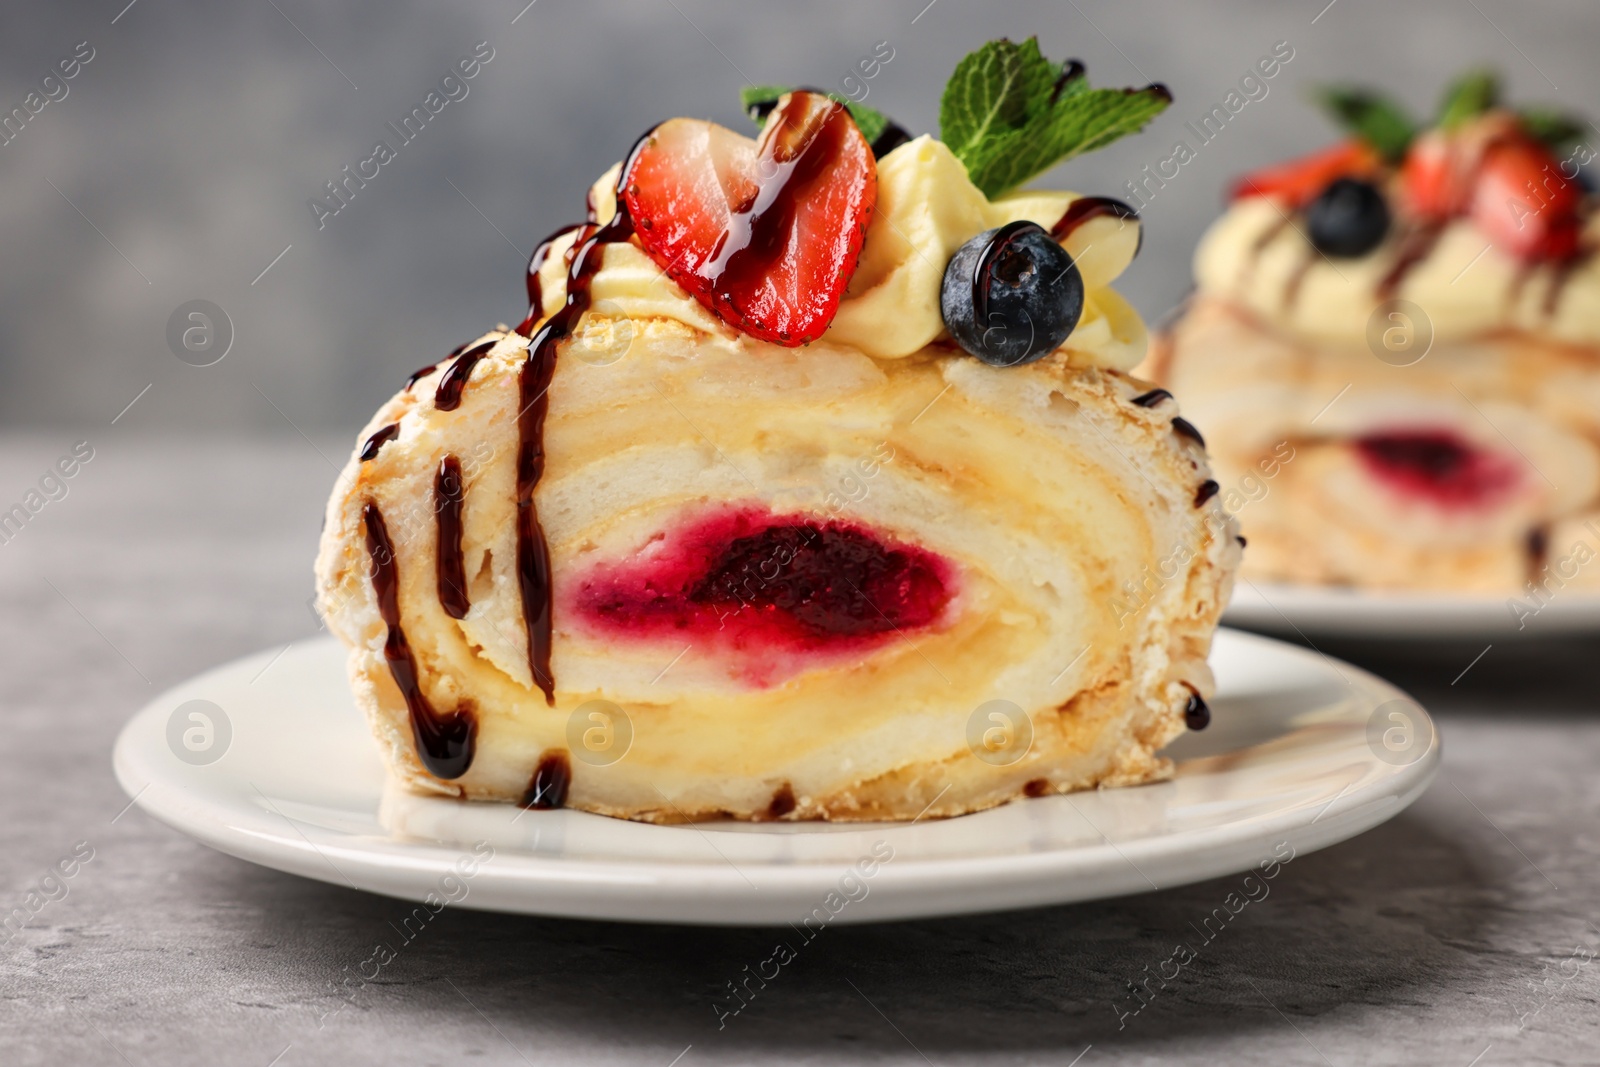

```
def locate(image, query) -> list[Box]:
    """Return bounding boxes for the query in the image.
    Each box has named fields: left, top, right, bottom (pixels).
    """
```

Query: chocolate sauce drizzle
left=523, top=223, right=586, bottom=328
left=1130, top=388, right=1173, bottom=408
left=971, top=220, right=1040, bottom=329
left=522, top=750, right=572, bottom=809
left=1194, top=479, right=1220, bottom=507
left=1377, top=221, right=1446, bottom=301
left=746, top=89, right=911, bottom=160
left=435, top=455, right=470, bottom=620
left=363, top=502, right=476, bottom=779
left=1182, top=684, right=1211, bottom=731
left=1050, top=196, right=1141, bottom=255
left=699, top=93, right=857, bottom=343
left=510, top=132, right=653, bottom=704
left=405, top=342, right=471, bottom=393
left=768, top=782, right=797, bottom=818
left=359, top=423, right=399, bottom=462
left=1526, top=524, right=1551, bottom=582
left=434, top=339, right=496, bottom=412
left=1544, top=250, right=1592, bottom=316
left=1171, top=417, right=1206, bottom=448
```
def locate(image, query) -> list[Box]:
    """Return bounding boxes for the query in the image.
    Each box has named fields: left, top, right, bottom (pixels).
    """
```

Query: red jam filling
left=1354, top=430, right=1521, bottom=508
left=569, top=507, right=955, bottom=679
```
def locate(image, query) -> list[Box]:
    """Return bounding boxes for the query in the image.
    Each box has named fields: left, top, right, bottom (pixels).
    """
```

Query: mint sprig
left=1437, top=69, right=1499, bottom=130
left=1314, top=87, right=1416, bottom=162
left=739, top=85, right=895, bottom=147
left=938, top=38, right=1170, bottom=198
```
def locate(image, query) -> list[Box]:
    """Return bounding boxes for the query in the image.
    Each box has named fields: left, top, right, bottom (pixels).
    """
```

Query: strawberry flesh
left=1470, top=135, right=1584, bottom=260
left=1230, top=140, right=1380, bottom=207
left=621, top=91, right=877, bottom=346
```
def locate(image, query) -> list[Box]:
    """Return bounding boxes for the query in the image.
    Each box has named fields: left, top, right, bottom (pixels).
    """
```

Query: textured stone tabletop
left=2, top=434, right=1598, bottom=1066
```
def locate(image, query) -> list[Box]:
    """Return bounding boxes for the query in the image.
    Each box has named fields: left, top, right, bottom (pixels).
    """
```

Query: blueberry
left=941, top=221, right=1084, bottom=367
left=1306, top=178, right=1390, bottom=258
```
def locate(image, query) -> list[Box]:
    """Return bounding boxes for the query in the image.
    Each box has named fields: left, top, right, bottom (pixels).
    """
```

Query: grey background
left=6, top=2, right=1600, bottom=1065
left=2, top=0, right=1597, bottom=432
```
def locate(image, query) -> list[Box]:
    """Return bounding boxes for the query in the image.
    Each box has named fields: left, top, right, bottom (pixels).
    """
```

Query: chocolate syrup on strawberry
left=522, top=750, right=572, bottom=809
left=434, top=339, right=496, bottom=412
left=510, top=130, right=654, bottom=704
left=363, top=502, right=476, bottom=779
left=359, top=423, right=399, bottom=462
left=435, top=455, right=470, bottom=620
left=697, top=93, right=857, bottom=344
left=1050, top=196, right=1140, bottom=254
left=1130, top=388, right=1172, bottom=408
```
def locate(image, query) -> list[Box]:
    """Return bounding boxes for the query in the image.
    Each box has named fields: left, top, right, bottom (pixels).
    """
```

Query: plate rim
left=113, top=628, right=1439, bottom=924
left=1225, top=578, right=1600, bottom=636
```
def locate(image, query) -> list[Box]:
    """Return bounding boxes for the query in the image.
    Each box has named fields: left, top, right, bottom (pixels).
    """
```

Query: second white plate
left=1225, top=578, right=1600, bottom=638
left=112, top=628, right=1437, bottom=925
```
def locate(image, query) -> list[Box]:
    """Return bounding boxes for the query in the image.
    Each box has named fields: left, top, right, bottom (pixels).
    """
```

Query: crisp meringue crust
left=316, top=318, right=1238, bottom=820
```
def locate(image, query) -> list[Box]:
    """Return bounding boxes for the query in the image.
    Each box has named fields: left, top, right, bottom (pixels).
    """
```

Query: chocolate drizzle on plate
left=434, top=339, right=496, bottom=412
left=435, top=455, right=469, bottom=620
left=359, top=423, right=399, bottom=462
left=363, top=502, right=476, bottom=779
left=511, top=129, right=653, bottom=704
left=1130, top=388, right=1173, bottom=408
left=522, top=750, right=572, bottom=809
left=1181, top=682, right=1211, bottom=731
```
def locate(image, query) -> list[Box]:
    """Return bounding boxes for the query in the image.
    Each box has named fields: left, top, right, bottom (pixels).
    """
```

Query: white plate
left=113, top=629, right=1437, bottom=926
left=1226, top=579, right=1600, bottom=638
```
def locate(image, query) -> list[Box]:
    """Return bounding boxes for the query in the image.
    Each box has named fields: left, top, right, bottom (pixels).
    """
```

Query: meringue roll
left=1148, top=84, right=1600, bottom=593
left=316, top=90, right=1238, bottom=821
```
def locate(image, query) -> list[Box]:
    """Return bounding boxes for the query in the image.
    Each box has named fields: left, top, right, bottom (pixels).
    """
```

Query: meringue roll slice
left=1147, top=77, right=1600, bottom=593
left=316, top=70, right=1238, bottom=822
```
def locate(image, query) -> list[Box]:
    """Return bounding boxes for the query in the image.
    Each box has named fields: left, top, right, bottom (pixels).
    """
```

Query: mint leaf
left=939, top=38, right=1169, bottom=198
left=1436, top=69, right=1499, bottom=130
left=1519, top=107, right=1586, bottom=149
left=739, top=85, right=893, bottom=147
left=1314, top=87, right=1415, bottom=162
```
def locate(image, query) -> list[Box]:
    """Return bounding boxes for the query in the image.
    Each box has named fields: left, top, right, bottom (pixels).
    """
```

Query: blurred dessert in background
left=1148, top=71, right=1600, bottom=595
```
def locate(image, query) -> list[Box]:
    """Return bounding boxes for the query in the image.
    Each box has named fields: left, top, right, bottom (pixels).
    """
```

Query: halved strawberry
left=620, top=91, right=877, bottom=346
left=1469, top=134, right=1584, bottom=260
left=1399, top=111, right=1523, bottom=219
left=1229, top=139, right=1380, bottom=206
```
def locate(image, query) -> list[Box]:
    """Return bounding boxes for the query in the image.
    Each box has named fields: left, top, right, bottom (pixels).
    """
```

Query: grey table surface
left=2, top=432, right=1598, bottom=1067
